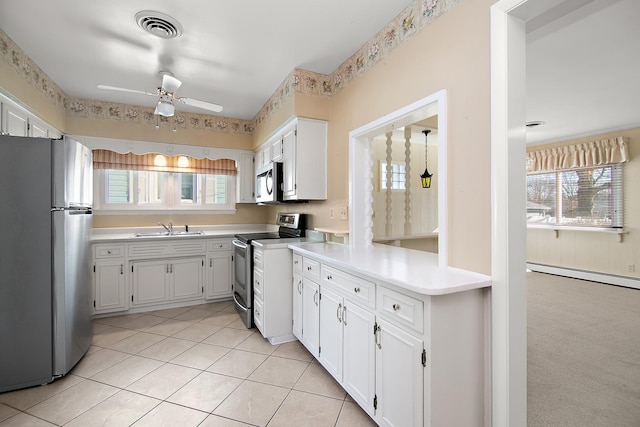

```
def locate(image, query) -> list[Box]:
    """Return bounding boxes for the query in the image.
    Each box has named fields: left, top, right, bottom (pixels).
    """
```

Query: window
left=95, top=170, right=234, bottom=212
left=526, top=165, right=622, bottom=227
left=380, top=161, right=406, bottom=190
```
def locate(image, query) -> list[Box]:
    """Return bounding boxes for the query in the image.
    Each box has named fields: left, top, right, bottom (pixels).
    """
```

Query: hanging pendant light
left=420, top=129, right=433, bottom=188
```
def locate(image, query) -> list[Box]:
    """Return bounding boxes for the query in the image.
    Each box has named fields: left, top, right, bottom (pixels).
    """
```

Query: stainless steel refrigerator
left=0, top=135, right=93, bottom=393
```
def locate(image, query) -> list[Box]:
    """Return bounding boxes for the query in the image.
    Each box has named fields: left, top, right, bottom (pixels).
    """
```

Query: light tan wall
left=258, top=0, right=494, bottom=273
left=251, top=96, right=295, bottom=149
left=93, top=203, right=270, bottom=228
left=67, top=116, right=253, bottom=150
left=527, top=127, right=640, bottom=278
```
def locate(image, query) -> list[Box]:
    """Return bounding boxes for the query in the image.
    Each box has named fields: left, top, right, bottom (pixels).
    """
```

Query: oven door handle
left=233, top=292, right=249, bottom=311
left=232, top=239, right=248, bottom=250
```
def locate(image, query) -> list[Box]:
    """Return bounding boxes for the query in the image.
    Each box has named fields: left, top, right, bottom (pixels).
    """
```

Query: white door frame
left=491, top=1, right=583, bottom=425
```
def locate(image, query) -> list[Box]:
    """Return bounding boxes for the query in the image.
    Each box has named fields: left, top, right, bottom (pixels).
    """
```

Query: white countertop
left=91, top=224, right=276, bottom=243
left=289, top=242, right=491, bottom=296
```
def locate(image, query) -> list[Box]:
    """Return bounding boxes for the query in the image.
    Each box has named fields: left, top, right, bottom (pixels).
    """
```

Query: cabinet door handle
left=375, top=324, right=382, bottom=349
left=210, top=258, right=212, bottom=267
left=297, top=280, right=302, bottom=294
left=313, top=289, right=318, bottom=306
left=343, top=305, right=347, bottom=325
left=392, top=303, right=400, bottom=311
left=337, top=303, right=342, bottom=323
left=120, top=264, right=123, bottom=275
left=354, top=287, right=361, bottom=293
left=166, top=264, right=169, bottom=274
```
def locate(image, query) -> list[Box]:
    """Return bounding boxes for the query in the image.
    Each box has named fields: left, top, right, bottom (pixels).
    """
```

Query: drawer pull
left=107, top=250, right=112, bottom=254
left=392, top=303, right=400, bottom=311
left=326, top=275, right=332, bottom=280
left=354, top=287, right=361, bottom=293
left=307, top=266, right=312, bottom=271
left=337, top=303, right=342, bottom=322
left=294, top=260, right=299, bottom=265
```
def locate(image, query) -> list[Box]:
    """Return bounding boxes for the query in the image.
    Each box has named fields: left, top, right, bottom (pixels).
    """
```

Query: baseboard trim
left=527, top=263, right=640, bottom=290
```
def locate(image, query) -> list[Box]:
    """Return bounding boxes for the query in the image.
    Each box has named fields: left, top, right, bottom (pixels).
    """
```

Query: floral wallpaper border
left=1, top=0, right=457, bottom=133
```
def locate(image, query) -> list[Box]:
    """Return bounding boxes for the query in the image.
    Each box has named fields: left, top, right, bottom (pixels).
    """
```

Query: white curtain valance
left=526, top=136, right=629, bottom=173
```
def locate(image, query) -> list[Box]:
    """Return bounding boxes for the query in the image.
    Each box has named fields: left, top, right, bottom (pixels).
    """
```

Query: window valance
left=92, top=149, right=237, bottom=176
left=526, top=136, right=629, bottom=173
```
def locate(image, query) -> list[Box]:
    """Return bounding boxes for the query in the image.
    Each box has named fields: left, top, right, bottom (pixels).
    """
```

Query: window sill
left=94, top=209, right=237, bottom=215
left=527, top=224, right=626, bottom=242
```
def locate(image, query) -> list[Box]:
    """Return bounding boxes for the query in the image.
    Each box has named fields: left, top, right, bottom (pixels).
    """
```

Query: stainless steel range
left=232, top=213, right=306, bottom=328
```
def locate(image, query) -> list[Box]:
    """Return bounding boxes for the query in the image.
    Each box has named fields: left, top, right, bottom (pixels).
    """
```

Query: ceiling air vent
left=135, top=11, right=183, bottom=39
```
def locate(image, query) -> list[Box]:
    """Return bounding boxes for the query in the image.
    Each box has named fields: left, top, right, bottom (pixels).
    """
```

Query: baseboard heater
left=527, top=263, right=640, bottom=291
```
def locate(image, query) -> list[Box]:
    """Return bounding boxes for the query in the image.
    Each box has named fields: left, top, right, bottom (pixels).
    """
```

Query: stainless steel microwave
left=255, top=161, right=283, bottom=204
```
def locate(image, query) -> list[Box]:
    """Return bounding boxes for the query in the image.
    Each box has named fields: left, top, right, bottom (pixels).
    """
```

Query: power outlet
left=628, top=264, right=635, bottom=273
left=329, top=208, right=335, bottom=220
left=340, top=206, right=348, bottom=221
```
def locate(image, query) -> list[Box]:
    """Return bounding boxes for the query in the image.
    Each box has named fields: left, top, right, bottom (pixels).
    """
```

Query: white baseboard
left=527, top=263, right=640, bottom=290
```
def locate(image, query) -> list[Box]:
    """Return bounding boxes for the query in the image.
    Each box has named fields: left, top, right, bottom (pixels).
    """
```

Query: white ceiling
left=525, top=0, right=640, bottom=145
left=0, top=0, right=637, bottom=145
left=0, top=0, right=412, bottom=120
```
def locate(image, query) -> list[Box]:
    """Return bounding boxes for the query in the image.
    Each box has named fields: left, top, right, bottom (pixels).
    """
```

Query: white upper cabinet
left=1, top=92, right=61, bottom=138
left=255, top=116, right=327, bottom=202
left=236, top=153, right=255, bottom=203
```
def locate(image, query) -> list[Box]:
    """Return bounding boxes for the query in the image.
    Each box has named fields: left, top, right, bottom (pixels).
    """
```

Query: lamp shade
left=155, top=95, right=175, bottom=117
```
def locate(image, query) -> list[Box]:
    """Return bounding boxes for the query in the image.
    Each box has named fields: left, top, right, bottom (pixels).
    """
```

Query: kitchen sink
left=130, top=231, right=205, bottom=238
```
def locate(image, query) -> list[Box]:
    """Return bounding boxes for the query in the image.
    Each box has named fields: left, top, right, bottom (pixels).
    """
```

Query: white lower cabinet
left=342, top=299, right=377, bottom=416
left=207, top=252, right=233, bottom=299
left=292, top=272, right=303, bottom=339
left=318, top=286, right=343, bottom=380
left=375, top=318, right=424, bottom=427
left=131, top=257, right=204, bottom=307
left=300, top=277, right=320, bottom=357
left=93, top=259, right=128, bottom=313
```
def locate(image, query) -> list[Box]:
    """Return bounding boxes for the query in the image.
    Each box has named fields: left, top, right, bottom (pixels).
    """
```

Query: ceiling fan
left=97, top=72, right=223, bottom=117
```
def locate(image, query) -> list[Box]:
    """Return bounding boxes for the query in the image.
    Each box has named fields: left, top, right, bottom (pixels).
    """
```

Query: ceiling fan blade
left=177, top=97, right=223, bottom=113
left=97, top=85, right=156, bottom=96
left=161, top=74, right=182, bottom=93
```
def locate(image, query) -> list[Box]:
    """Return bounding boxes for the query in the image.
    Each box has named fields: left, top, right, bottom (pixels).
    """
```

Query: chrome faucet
left=158, top=221, right=173, bottom=234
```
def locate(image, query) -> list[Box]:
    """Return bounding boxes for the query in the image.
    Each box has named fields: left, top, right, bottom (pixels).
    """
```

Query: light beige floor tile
left=272, top=340, right=314, bottom=362
left=126, top=363, right=200, bottom=400
left=190, top=301, right=232, bottom=312
left=167, top=371, right=242, bottom=412
left=85, top=345, right=102, bottom=355
left=235, top=332, right=279, bottom=355
left=70, top=348, right=130, bottom=378
left=170, top=343, right=230, bottom=370
left=268, top=390, right=343, bottom=427
left=198, top=414, right=252, bottom=426
left=294, top=362, right=347, bottom=400
left=173, top=308, right=214, bottom=322
left=137, top=337, right=196, bottom=361
left=171, top=323, right=223, bottom=342
left=94, top=313, right=144, bottom=328
left=207, top=349, right=268, bottom=379
left=26, top=380, right=118, bottom=425
left=106, top=332, right=166, bottom=354
left=226, top=318, right=251, bottom=330
left=212, top=381, right=288, bottom=427
left=202, top=327, right=253, bottom=348
left=335, top=401, right=377, bottom=426
left=248, top=356, right=308, bottom=388
left=92, top=322, right=112, bottom=334
left=91, top=326, right=138, bottom=348
left=0, top=374, right=83, bottom=411
left=220, top=304, right=238, bottom=314
left=142, top=318, right=193, bottom=336
left=0, top=412, right=56, bottom=426
left=64, top=390, right=160, bottom=427
left=0, top=403, right=19, bottom=423
left=90, top=355, right=164, bottom=388
left=120, top=314, right=168, bottom=330
left=198, top=311, right=239, bottom=327
left=132, top=401, right=208, bottom=427
left=147, top=306, right=192, bottom=318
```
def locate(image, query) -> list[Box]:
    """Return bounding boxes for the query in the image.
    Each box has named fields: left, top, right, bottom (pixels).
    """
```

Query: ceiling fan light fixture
left=155, top=95, right=175, bottom=117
